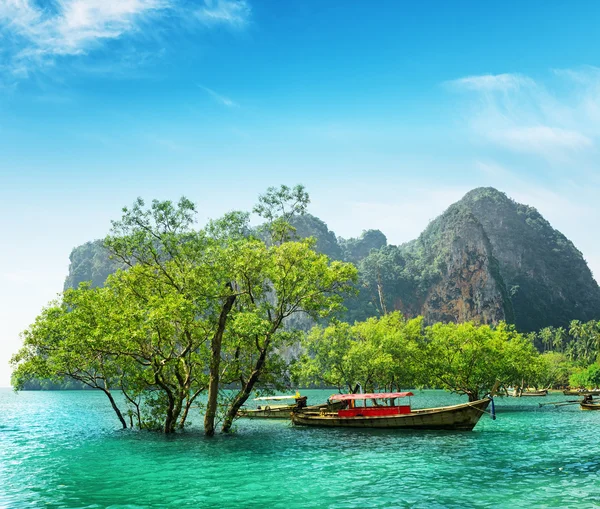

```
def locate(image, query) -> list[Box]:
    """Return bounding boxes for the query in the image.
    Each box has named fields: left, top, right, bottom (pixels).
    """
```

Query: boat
left=580, top=395, right=600, bottom=410
left=509, top=387, right=548, bottom=398
left=238, top=394, right=344, bottom=419
left=564, top=389, right=600, bottom=396
left=291, top=392, right=495, bottom=431
left=511, top=388, right=548, bottom=397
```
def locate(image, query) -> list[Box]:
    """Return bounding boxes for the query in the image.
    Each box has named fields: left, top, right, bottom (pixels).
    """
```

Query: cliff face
left=63, top=187, right=600, bottom=331
left=458, top=188, right=599, bottom=330
left=417, top=208, right=511, bottom=326
left=63, top=240, right=120, bottom=291
left=385, top=188, right=600, bottom=330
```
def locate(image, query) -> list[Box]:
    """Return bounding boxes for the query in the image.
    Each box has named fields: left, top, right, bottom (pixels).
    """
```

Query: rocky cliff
left=370, top=187, right=600, bottom=330
left=64, top=188, right=600, bottom=331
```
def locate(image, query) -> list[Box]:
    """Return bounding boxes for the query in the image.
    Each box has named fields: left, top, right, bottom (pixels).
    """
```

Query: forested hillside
left=64, top=187, right=600, bottom=331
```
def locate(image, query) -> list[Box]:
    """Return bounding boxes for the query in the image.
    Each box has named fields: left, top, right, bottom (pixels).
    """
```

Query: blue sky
left=1, top=0, right=600, bottom=385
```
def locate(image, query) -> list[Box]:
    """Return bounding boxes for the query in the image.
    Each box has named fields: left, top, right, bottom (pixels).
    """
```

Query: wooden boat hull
left=580, top=402, right=600, bottom=411
left=239, top=401, right=344, bottom=419
left=291, top=398, right=491, bottom=431
left=238, top=405, right=295, bottom=419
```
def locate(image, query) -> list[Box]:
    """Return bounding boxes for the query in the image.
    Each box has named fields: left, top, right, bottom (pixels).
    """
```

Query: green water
left=1, top=389, right=599, bottom=508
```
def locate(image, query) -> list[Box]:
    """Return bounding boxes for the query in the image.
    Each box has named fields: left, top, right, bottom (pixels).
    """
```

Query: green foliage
left=12, top=187, right=357, bottom=435
left=569, top=364, right=600, bottom=389
left=535, top=352, right=574, bottom=389
left=63, top=240, right=121, bottom=290
left=339, top=230, right=387, bottom=263
left=62, top=186, right=600, bottom=332
left=527, top=320, right=600, bottom=367
left=296, top=314, right=538, bottom=401
left=289, top=214, right=343, bottom=260
left=422, top=322, right=538, bottom=400
left=253, top=184, right=310, bottom=244
left=294, top=312, right=423, bottom=393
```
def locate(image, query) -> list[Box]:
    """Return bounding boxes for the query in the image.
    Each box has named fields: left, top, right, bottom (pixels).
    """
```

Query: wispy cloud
left=0, top=0, right=169, bottom=75
left=449, top=73, right=534, bottom=92
left=199, top=85, right=238, bottom=107
left=194, top=0, right=250, bottom=29
left=0, top=0, right=252, bottom=80
left=449, top=69, right=600, bottom=162
left=489, top=126, right=593, bottom=154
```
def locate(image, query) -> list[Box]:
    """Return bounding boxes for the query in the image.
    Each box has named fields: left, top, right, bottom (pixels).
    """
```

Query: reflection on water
left=1, top=389, right=598, bottom=508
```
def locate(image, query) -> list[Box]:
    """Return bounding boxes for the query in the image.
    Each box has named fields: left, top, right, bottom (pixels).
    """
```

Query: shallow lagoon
left=1, top=389, right=599, bottom=508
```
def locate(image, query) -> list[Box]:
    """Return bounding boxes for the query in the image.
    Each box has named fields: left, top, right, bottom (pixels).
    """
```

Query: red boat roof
left=329, top=392, right=414, bottom=401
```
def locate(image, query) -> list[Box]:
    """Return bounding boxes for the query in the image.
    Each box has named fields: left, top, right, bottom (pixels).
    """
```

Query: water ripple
left=1, top=389, right=598, bottom=508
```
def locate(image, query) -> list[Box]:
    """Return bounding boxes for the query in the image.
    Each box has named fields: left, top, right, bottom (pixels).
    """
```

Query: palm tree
left=569, top=320, right=584, bottom=361
left=539, top=327, right=553, bottom=353
left=576, top=322, right=597, bottom=365
left=553, top=327, right=566, bottom=353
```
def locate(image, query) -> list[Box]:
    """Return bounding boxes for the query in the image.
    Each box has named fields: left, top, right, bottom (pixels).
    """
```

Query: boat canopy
left=253, top=395, right=300, bottom=401
left=329, top=392, right=414, bottom=401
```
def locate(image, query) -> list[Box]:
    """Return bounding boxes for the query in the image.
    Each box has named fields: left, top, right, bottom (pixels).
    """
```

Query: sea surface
left=1, top=388, right=599, bottom=509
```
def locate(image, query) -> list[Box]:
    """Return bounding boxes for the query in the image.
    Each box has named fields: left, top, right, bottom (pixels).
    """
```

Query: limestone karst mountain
left=64, top=187, right=600, bottom=331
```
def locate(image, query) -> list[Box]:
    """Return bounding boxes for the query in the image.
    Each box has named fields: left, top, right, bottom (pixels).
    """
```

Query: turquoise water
left=1, top=389, right=599, bottom=508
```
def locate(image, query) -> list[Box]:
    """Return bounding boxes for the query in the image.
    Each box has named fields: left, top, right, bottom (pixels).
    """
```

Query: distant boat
left=512, top=389, right=548, bottom=397
left=238, top=394, right=343, bottom=419
left=291, top=392, right=495, bottom=431
left=563, top=389, right=600, bottom=396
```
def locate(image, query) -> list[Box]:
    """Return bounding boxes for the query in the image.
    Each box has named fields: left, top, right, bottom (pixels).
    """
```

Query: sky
left=1, top=0, right=600, bottom=386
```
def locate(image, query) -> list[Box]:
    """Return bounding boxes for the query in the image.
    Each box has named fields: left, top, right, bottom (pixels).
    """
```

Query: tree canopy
left=12, top=186, right=358, bottom=434
left=296, top=312, right=541, bottom=402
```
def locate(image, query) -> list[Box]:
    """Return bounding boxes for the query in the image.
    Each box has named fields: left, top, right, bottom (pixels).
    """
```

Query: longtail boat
left=564, top=389, right=600, bottom=396
left=291, top=392, right=495, bottom=431
left=511, top=388, right=548, bottom=397
left=580, top=396, right=600, bottom=411
left=238, top=394, right=343, bottom=419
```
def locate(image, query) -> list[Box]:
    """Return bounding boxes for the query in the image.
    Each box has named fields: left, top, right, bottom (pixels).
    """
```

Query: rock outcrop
left=378, top=187, right=600, bottom=330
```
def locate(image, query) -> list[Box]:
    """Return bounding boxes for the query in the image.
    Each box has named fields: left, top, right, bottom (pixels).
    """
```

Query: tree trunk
left=221, top=347, right=269, bottom=433
left=179, top=389, right=203, bottom=429
left=101, top=388, right=127, bottom=429
left=164, top=394, right=176, bottom=434
left=204, top=289, right=236, bottom=436
left=467, top=391, right=478, bottom=402
left=179, top=403, right=191, bottom=429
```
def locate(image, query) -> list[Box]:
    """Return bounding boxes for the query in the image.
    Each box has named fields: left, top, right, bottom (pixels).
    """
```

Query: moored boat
left=516, top=390, right=548, bottom=397
left=238, top=394, right=307, bottom=419
left=564, top=389, right=600, bottom=396
left=238, top=394, right=344, bottom=419
left=511, top=388, right=548, bottom=397
left=580, top=395, right=600, bottom=410
left=291, top=392, right=495, bottom=431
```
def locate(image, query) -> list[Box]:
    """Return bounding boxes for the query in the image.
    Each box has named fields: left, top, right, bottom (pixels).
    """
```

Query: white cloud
left=194, top=0, right=250, bottom=28
left=199, top=85, right=238, bottom=107
left=450, top=73, right=535, bottom=92
left=0, top=0, right=252, bottom=79
left=0, top=0, right=169, bottom=75
left=450, top=70, right=600, bottom=162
